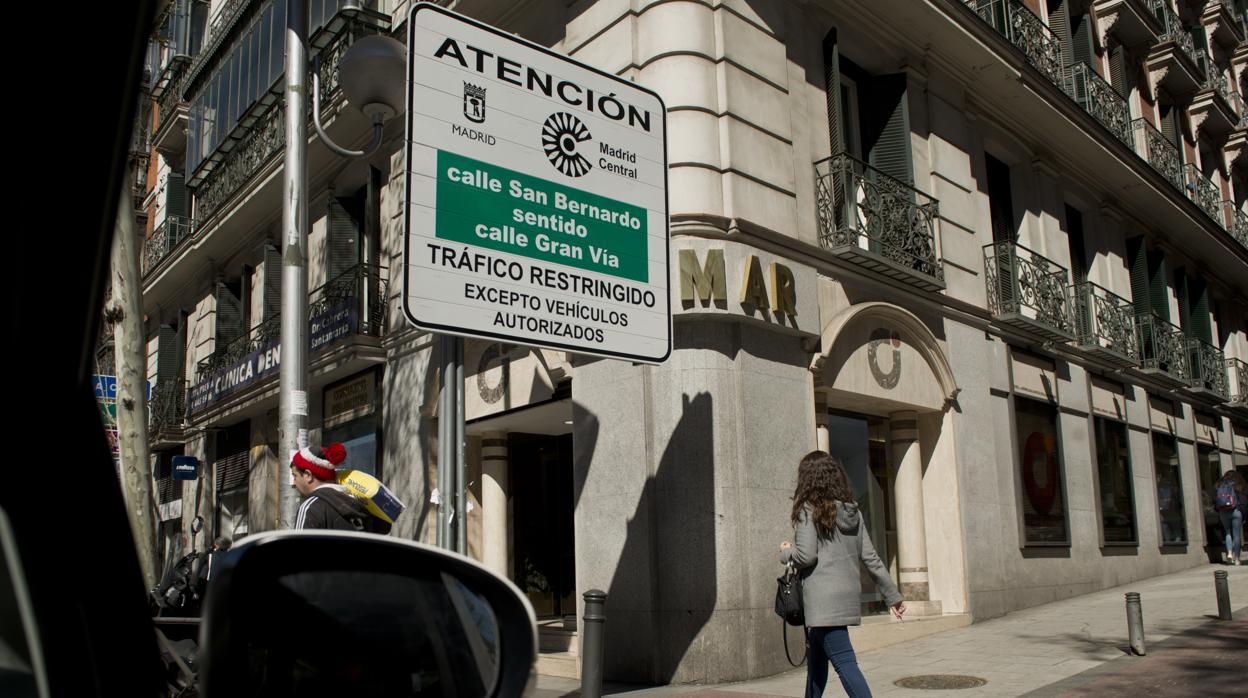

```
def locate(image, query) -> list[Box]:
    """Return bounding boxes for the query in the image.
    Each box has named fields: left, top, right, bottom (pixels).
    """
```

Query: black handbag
left=774, top=563, right=807, bottom=666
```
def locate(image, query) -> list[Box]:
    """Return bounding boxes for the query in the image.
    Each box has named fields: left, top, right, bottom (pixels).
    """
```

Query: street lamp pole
left=279, top=0, right=310, bottom=529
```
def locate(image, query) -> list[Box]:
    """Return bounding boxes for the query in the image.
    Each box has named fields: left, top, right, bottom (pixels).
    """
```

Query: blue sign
left=92, top=375, right=152, bottom=400
left=172, top=456, right=199, bottom=481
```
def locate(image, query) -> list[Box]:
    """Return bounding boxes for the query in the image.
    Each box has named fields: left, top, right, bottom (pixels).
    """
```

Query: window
left=1015, top=396, right=1068, bottom=544
left=1093, top=417, right=1136, bottom=544
left=1152, top=432, right=1187, bottom=544
left=1065, top=205, right=1088, bottom=284
left=215, top=422, right=252, bottom=540
left=1126, top=237, right=1169, bottom=320
left=986, top=154, right=1016, bottom=243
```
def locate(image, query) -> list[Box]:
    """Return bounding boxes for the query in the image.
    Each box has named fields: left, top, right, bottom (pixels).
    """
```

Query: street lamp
left=280, top=0, right=405, bottom=529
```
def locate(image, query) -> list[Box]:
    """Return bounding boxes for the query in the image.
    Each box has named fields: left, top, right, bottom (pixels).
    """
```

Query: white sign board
left=403, top=3, right=670, bottom=363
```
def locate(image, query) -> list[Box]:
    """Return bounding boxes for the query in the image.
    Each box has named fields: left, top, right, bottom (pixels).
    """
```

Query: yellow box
left=336, top=469, right=406, bottom=524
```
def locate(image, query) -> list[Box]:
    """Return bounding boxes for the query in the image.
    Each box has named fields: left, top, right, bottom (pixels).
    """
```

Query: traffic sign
left=403, top=2, right=670, bottom=363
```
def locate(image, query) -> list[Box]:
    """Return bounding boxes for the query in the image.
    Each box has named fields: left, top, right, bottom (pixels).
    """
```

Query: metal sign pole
left=437, top=334, right=454, bottom=549
left=455, top=336, right=466, bottom=555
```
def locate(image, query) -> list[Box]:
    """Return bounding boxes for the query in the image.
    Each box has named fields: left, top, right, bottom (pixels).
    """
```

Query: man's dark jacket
left=295, top=485, right=391, bottom=534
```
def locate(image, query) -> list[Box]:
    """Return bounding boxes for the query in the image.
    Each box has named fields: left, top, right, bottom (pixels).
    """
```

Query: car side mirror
left=198, top=531, right=536, bottom=697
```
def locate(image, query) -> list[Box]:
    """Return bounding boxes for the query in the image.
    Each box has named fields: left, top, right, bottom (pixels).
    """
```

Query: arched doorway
left=811, top=302, right=962, bottom=617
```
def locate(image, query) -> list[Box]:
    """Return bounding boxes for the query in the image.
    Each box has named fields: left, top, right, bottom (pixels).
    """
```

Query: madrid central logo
left=542, top=112, right=592, bottom=177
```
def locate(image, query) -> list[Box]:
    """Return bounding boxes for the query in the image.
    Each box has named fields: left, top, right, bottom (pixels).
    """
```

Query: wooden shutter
left=262, top=244, right=281, bottom=321
left=1147, top=249, right=1169, bottom=321
left=1191, top=26, right=1210, bottom=75
left=1127, top=237, right=1150, bottom=317
left=1049, top=1, right=1074, bottom=72
left=214, top=282, right=243, bottom=349
left=865, top=74, right=912, bottom=187
left=1072, top=11, right=1095, bottom=70
left=1189, top=277, right=1212, bottom=343
left=822, top=29, right=843, bottom=154
left=1109, top=46, right=1129, bottom=99
left=1175, top=268, right=1191, bottom=332
left=327, top=198, right=361, bottom=283
left=157, top=324, right=179, bottom=385
left=166, top=172, right=187, bottom=219
left=1159, top=103, right=1181, bottom=149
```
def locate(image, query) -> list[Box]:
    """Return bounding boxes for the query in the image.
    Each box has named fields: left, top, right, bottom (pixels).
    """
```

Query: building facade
left=123, top=0, right=1248, bottom=684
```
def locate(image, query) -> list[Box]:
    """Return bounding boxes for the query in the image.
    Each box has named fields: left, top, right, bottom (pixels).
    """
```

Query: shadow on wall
left=383, top=339, right=437, bottom=541
left=574, top=387, right=719, bottom=684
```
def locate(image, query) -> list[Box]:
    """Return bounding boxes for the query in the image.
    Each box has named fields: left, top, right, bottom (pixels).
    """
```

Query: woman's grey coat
left=781, top=501, right=902, bottom=627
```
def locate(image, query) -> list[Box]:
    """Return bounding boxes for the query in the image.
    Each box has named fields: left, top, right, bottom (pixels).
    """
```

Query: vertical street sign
left=404, top=2, right=670, bottom=363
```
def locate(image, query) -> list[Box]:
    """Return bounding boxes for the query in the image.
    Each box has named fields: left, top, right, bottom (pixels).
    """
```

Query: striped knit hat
left=290, top=443, right=347, bottom=481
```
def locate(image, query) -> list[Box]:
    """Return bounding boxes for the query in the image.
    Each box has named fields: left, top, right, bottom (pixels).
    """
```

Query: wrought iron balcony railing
left=1065, top=63, right=1133, bottom=147
left=142, top=215, right=196, bottom=276
left=1132, top=118, right=1185, bottom=191
left=154, top=57, right=190, bottom=136
left=1183, top=164, right=1223, bottom=223
left=191, top=8, right=390, bottom=225
left=1073, top=281, right=1139, bottom=366
left=195, top=263, right=389, bottom=382
left=965, top=0, right=1066, bottom=89
left=813, top=153, right=944, bottom=290
left=1153, top=1, right=1206, bottom=78
left=309, top=262, right=390, bottom=338
left=196, top=314, right=281, bottom=382
left=1136, top=312, right=1191, bottom=384
left=1223, top=200, right=1248, bottom=248
left=149, top=379, right=188, bottom=437
left=1187, top=338, right=1230, bottom=399
left=1228, top=357, right=1248, bottom=405
left=983, top=240, right=1075, bottom=340
left=1229, top=89, right=1248, bottom=130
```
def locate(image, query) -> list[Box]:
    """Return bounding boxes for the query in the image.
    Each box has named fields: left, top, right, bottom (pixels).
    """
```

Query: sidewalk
left=530, top=563, right=1248, bottom=697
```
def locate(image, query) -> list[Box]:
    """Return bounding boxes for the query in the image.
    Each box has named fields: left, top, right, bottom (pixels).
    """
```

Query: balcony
left=813, top=154, right=944, bottom=291
left=189, top=7, right=391, bottom=226
left=1135, top=312, right=1191, bottom=386
left=1182, top=164, right=1224, bottom=223
left=151, top=56, right=191, bottom=159
left=1094, top=0, right=1164, bottom=47
left=1146, top=4, right=1207, bottom=98
left=1186, top=338, right=1230, bottom=400
left=187, top=263, right=389, bottom=420
left=1203, top=0, right=1246, bottom=50
left=142, top=216, right=196, bottom=276
left=1132, top=118, right=1185, bottom=191
left=983, top=240, right=1075, bottom=341
left=1228, top=357, right=1248, bottom=408
left=1189, top=73, right=1240, bottom=141
left=1072, top=281, right=1139, bottom=366
left=1222, top=200, right=1248, bottom=248
left=1066, top=63, right=1134, bottom=146
left=149, top=379, right=188, bottom=447
left=965, top=0, right=1066, bottom=90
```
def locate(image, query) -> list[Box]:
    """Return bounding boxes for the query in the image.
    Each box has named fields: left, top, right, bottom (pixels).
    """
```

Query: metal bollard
left=581, top=590, right=607, bottom=698
left=1125, top=592, right=1146, bottom=656
left=1215, top=570, right=1233, bottom=621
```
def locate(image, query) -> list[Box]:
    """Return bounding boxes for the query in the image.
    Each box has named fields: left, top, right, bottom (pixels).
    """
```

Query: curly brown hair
left=1221, top=470, right=1247, bottom=493
left=790, top=450, right=856, bottom=539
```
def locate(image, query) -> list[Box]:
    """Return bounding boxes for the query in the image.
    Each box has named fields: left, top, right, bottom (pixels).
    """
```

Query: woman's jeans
left=806, top=626, right=871, bottom=698
left=1222, top=509, right=1244, bottom=562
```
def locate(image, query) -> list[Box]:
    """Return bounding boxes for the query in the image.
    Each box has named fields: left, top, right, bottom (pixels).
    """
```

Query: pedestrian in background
left=781, top=450, right=905, bottom=698
left=1214, top=470, right=1247, bottom=565
left=291, top=443, right=390, bottom=533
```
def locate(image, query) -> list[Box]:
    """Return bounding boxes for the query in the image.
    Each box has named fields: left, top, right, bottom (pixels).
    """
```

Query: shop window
left=1015, top=396, right=1069, bottom=544
left=1093, top=416, right=1136, bottom=544
left=1152, top=433, right=1187, bottom=545
left=322, top=371, right=382, bottom=477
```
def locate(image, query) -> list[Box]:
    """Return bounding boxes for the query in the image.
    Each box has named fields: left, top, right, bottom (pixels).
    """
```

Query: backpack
left=1214, top=482, right=1238, bottom=513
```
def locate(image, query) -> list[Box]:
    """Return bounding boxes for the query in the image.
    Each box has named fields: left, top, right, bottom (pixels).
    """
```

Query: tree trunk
left=110, top=164, right=158, bottom=591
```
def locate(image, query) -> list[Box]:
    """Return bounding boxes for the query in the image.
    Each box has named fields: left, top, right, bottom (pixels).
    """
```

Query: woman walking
left=781, top=450, right=905, bottom=698
left=1216, top=470, right=1247, bottom=565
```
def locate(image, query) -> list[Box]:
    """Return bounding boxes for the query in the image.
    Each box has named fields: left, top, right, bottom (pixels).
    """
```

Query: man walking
left=290, top=443, right=388, bottom=533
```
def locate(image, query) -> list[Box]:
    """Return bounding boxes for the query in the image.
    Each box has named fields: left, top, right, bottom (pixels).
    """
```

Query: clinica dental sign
left=403, top=3, right=670, bottom=362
